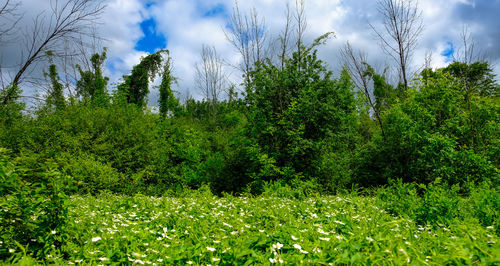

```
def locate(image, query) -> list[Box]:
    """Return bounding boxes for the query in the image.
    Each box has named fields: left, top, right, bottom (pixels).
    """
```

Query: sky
left=1, top=0, right=499, bottom=105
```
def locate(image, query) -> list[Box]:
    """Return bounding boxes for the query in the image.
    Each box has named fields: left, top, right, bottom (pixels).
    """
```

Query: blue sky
left=135, top=18, right=167, bottom=53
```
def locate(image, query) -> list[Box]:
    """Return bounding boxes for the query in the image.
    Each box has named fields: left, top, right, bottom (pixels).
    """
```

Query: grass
left=11, top=191, right=497, bottom=265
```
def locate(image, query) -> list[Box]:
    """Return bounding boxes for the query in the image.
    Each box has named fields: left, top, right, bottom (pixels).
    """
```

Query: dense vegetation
left=0, top=0, right=499, bottom=263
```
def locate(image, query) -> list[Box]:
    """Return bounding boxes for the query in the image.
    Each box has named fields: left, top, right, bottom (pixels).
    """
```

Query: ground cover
left=27, top=192, right=499, bottom=265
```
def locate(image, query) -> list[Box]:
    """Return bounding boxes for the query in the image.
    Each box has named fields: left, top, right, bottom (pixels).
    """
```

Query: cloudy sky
left=1, top=0, right=499, bottom=105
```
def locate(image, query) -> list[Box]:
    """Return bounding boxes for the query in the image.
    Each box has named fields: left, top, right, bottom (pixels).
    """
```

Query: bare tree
left=277, top=1, right=294, bottom=69
left=453, top=25, right=485, bottom=64
left=195, top=45, right=226, bottom=120
left=370, top=0, right=423, bottom=91
left=294, top=0, right=307, bottom=65
left=1, top=0, right=105, bottom=108
left=341, top=42, right=385, bottom=138
left=224, top=0, right=267, bottom=86
left=0, top=0, right=21, bottom=42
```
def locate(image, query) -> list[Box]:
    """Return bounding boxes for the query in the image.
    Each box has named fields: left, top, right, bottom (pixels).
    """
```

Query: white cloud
left=2, top=0, right=498, bottom=104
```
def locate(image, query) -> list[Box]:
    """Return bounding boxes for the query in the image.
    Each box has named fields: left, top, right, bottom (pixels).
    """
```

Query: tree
left=246, top=41, right=357, bottom=185
left=194, top=45, right=226, bottom=120
left=45, top=64, right=65, bottom=110
left=225, top=0, right=267, bottom=86
left=0, top=0, right=21, bottom=44
left=370, top=0, right=423, bottom=91
left=158, top=52, right=179, bottom=118
left=341, top=42, right=385, bottom=138
left=76, top=50, right=109, bottom=104
left=118, top=50, right=165, bottom=108
left=0, top=0, right=105, bottom=109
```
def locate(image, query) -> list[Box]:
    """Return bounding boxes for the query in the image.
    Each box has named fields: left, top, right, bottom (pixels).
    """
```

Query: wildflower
left=92, top=236, right=102, bottom=242
left=291, top=235, right=299, bottom=240
left=51, top=230, right=56, bottom=234
left=317, top=228, right=329, bottom=235
left=319, top=237, right=330, bottom=241
left=334, top=220, right=345, bottom=225
left=206, top=247, right=216, bottom=252
left=212, top=258, right=220, bottom=262
left=269, top=258, right=278, bottom=264
left=99, top=257, right=109, bottom=261
left=293, top=244, right=302, bottom=250
left=366, top=237, right=374, bottom=242
left=8, top=249, right=15, bottom=253
left=186, top=261, right=193, bottom=264
left=313, top=247, right=321, bottom=253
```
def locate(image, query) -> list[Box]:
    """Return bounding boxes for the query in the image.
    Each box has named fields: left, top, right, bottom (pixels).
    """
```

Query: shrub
left=0, top=149, right=70, bottom=260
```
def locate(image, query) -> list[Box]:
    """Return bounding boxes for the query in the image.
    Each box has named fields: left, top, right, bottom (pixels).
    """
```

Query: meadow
left=7, top=188, right=498, bottom=265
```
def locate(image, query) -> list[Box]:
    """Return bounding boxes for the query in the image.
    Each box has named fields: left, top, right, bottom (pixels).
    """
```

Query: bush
left=59, top=154, right=123, bottom=194
left=0, top=149, right=70, bottom=260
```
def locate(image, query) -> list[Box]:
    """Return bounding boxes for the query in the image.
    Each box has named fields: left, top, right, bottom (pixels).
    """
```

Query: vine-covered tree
left=118, top=50, right=165, bottom=108
left=45, top=64, right=65, bottom=110
left=158, top=52, right=179, bottom=117
left=76, top=50, right=109, bottom=104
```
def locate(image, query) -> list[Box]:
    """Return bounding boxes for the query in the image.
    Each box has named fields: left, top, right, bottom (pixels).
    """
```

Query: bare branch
left=340, top=41, right=385, bottom=138
left=195, top=45, right=226, bottom=120
left=369, top=0, right=423, bottom=90
left=224, top=0, right=267, bottom=86
left=1, top=0, right=105, bottom=108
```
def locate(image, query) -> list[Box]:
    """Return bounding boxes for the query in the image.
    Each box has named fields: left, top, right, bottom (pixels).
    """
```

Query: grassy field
left=16, top=191, right=496, bottom=265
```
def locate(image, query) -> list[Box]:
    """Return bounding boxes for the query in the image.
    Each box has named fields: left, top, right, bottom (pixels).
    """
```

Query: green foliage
left=45, top=64, right=66, bottom=110
left=355, top=69, right=499, bottom=186
left=76, top=51, right=110, bottom=105
left=0, top=149, right=70, bottom=260
left=246, top=47, right=357, bottom=186
left=158, top=54, right=180, bottom=117
left=0, top=85, right=24, bottom=127
left=443, top=61, right=500, bottom=97
left=118, top=51, right=165, bottom=108
left=9, top=192, right=496, bottom=265
left=59, top=154, right=123, bottom=194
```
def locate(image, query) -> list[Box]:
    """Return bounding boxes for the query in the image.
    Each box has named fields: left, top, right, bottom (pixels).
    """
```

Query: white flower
left=300, top=250, right=309, bottom=254
left=186, top=261, right=193, bottom=265
left=206, top=247, right=216, bottom=252
left=317, top=228, right=329, bottom=235
left=334, top=220, right=345, bottom=225
left=269, top=258, right=277, bottom=264
left=291, top=235, right=299, bottom=240
left=319, top=237, right=330, bottom=241
left=313, top=247, right=321, bottom=253
left=212, top=258, right=220, bottom=262
left=366, top=237, right=374, bottom=242
left=92, top=236, right=102, bottom=242
left=99, top=257, right=109, bottom=261
left=8, top=249, right=15, bottom=253
left=51, top=230, right=56, bottom=234
left=293, top=244, right=302, bottom=250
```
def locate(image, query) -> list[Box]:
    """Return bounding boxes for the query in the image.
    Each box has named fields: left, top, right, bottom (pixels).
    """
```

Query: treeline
left=0, top=42, right=498, bottom=196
